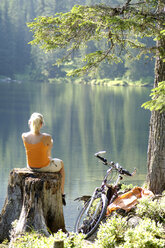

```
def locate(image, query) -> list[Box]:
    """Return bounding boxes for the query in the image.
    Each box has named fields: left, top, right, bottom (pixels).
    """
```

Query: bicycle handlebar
left=116, top=165, right=136, bottom=176
left=96, top=155, right=107, bottom=163
left=95, top=151, right=136, bottom=177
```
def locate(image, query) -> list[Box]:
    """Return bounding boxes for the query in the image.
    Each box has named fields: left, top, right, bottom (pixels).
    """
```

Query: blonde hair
left=28, top=112, right=44, bottom=134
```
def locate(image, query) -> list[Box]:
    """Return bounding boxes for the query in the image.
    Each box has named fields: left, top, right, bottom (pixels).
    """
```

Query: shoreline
left=48, top=77, right=153, bottom=87
left=0, top=74, right=153, bottom=87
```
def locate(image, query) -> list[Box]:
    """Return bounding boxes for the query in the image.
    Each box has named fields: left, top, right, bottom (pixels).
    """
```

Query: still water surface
left=0, top=81, right=151, bottom=231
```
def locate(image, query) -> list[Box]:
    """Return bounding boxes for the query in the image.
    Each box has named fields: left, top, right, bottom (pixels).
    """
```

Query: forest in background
left=0, top=0, right=155, bottom=83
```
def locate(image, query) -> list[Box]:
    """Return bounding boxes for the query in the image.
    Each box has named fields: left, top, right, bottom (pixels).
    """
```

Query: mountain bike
left=74, top=151, right=136, bottom=239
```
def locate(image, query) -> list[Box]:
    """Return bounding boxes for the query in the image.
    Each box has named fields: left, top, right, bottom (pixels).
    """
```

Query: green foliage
left=96, top=195, right=165, bottom=248
left=120, top=183, right=134, bottom=192
left=96, top=215, right=128, bottom=247
left=0, top=0, right=157, bottom=81
left=142, top=81, right=165, bottom=112
left=135, top=195, right=165, bottom=224
left=12, top=230, right=85, bottom=248
left=1, top=239, right=9, bottom=245
left=27, top=1, right=162, bottom=77
left=96, top=215, right=165, bottom=248
left=120, top=218, right=165, bottom=248
left=9, top=195, right=165, bottom=248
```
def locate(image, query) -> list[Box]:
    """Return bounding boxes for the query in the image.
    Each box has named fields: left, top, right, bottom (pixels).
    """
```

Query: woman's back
left=22, top=133, right=52, bottom=168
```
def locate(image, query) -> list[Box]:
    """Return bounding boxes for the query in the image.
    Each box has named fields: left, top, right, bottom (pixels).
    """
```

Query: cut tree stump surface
left=0, top=168, right=65, bottom=241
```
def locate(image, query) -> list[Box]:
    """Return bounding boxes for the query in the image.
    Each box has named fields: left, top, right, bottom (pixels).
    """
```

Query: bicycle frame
left=85, top=187, right=102, bottom=215
left=74, top=151, right=136, bottom=238
left=85, top=166, right=121, bottom=216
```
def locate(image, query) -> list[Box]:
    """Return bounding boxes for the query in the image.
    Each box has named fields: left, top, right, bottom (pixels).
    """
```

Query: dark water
left=0, top=81, right=151, bottom=231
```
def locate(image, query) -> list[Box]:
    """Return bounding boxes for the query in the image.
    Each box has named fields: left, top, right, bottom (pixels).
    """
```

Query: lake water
left=0, top=81, right=151, bottom=231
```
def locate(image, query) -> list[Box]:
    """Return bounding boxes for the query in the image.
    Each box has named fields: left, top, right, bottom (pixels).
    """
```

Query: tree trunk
left=146, top=23, right=165, bottom=194
left=0, top=168, right=66, bottom=241
left=147, top=110, right=165, bottom=194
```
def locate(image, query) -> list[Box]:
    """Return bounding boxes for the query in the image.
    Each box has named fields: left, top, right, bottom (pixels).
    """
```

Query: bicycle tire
left=74, top=192, right=108, bottom=238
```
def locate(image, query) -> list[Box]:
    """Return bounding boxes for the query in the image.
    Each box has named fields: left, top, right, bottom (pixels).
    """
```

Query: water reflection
left=0, top=81, right=150, bottom=231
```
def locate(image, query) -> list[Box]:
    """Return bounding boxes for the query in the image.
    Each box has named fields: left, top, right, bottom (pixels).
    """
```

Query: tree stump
left=0, top=168, right=66, bottom=241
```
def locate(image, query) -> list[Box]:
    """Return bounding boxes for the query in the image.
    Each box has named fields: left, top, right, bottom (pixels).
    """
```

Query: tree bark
left=146, top=14, right=165, bottom=194
left=0, top=168, right=65, bottom=241
left=147, top=110, right=165, bottom=194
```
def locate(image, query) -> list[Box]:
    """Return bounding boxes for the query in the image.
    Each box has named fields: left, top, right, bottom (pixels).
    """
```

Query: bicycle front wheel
left=74, top=192, right=108, bottom=238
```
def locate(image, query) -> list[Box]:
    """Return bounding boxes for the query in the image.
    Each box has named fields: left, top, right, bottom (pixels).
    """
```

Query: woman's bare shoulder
left=22, top=132, right=30, bottom=139
left=42, top=133, right=52, bottom=138
left=42, top=133, right=53, bottom=144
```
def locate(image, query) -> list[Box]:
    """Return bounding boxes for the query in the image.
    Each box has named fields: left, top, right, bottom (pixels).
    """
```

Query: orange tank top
left=23, top=139, right=50, bottom=168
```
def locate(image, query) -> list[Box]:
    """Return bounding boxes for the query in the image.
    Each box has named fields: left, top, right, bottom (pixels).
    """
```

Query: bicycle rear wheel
left=74, top=192, right=108, bottom=238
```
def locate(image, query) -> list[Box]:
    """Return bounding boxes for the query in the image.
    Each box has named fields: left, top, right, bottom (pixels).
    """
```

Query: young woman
left=22, top=112, right=66, bottom=205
